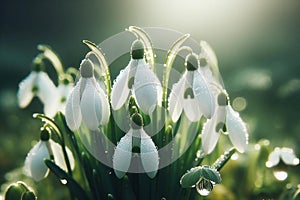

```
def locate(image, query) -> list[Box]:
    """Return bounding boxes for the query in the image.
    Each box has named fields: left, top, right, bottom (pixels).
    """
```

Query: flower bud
left=40, top=129, right=50, bottom=141
left=217, top=92, right=228, bottom=106
left=22, top=191, right=37, bottom=200
left=4, top=182, right=29, bottom=200
left=185, top=54, right=198, bottom=71
left=130, top=113, right=143, bottom=129
left=131, top=40, right=144, bottom=59
left=80, top=59, right=94, bottom=78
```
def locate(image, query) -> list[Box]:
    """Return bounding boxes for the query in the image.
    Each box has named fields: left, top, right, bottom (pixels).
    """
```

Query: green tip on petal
left=80, top=59, right=94, bottom=78
left=131, top=40, right=144, bottom=59
left=130, top=113, right=143, bottom=128
left=185, top=54, right=198, bottom=71
left=40, top=129, right=50, bottom=141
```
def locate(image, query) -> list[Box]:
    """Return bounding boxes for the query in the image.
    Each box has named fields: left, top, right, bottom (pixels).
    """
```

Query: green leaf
left=45, top=159, right=89, bottom=200
left=180, top=166, right=202, bottom=188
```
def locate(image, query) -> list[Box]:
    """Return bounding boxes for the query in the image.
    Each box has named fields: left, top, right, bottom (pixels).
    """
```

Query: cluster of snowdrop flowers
left=17, top=45, right=74, bottom=117
left=17, top=26, right=251, bottom=199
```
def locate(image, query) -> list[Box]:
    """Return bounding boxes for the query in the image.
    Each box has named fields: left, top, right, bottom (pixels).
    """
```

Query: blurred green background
left=1, top=0, right=300, bottom=198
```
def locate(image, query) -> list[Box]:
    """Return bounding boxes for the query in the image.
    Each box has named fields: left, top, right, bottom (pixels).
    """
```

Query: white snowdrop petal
left=183, top=98, right=202, bottom=122
left=267, top=148, right=281, bottom=167
left=226, top=106, right=248, bottom=153
left=24, top=141, right=50, bottom=181
left=201, top=106, right=226, bottom=154
left=168, top=74, right=186, bottom=122
left=280, top=147, right=299, bottom=166
left=193, top=70, right=215, bottom=119
left=80, top=79, right=102, bottom=131
left=133, top=60, right=162, bottom=114
left=95, top=80, right=111, bottom=125
left=17, top=71, right=36, bottom=108
left=140, top=130, right=159, bottom=178
left=56, top=84, right=74, bottom=114
left=113, top=131, right=133, bottom=178
left=111, top=64, right=131, bottom=110
left=50, top=140, right=75, bottom=171
left=36, top=72, right=58, bottom=112
left=65, top=82, right=82, bottom=131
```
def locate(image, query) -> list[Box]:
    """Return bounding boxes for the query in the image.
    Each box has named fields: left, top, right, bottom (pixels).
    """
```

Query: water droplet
left=60, top=179, right=68, bottom=185
left=105, top=150, right=108, bottom=154
left=196, top=179, right=213, bottom=196
left=273, top=170, right=288, bottom=181
left=109, top=171, right=112, bottom=175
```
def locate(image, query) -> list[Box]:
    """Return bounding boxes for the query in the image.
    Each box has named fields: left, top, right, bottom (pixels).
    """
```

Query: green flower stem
left=37, top=44, right=65, bottom=79
left=83, top=40, right=112, bottom=97
left=213, top=148, right=236, bottom=171
left=162, top=34, right=191, bottom=107
left=33, top=113, right=73, bottom=177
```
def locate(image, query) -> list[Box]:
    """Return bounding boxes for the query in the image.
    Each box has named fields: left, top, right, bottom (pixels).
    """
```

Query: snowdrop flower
left=24, top=130, right=75, bottom=181
left=202, top=91, right=248, bottom=154
left=168, top=54, right=215, bottom=122
left=266, top=147, right=299, bottom=168
left=65, top=58, right=110, bottom=131
left=113, top=113, right=159, bottom=179
left=17, top=58, right=58, bottom=117
left=111, top=40, right=162, bottom=115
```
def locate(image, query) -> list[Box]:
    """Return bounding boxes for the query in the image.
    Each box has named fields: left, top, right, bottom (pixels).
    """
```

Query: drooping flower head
left=113, top=112, right=159, bottom=179
left=202, top=91, right=248, bottom=154
left=24, top=129, right=75, bottom=181
left=266, top=147, right=299, bottom=168
left=65, top=58, right=110, bottom=131
left=111, top=40, right=162, bottom=115
left=17, top=57, right=58, bottom=117
left=168, top=53, right=215, bottom=122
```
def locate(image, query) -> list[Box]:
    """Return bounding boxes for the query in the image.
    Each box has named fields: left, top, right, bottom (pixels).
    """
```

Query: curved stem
left=83, top=40, right=111, bottom=98
left=162, top=33, right=191, bottom=107
left=37, top=44, right=65, bottom=78
left=33, top=113, right=73, bottom=176
left=127, top=26, right=155, bottom=69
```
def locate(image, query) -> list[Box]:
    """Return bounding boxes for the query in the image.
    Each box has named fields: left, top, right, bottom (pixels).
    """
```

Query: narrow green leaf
left=45, top=159, right=89, bottom=200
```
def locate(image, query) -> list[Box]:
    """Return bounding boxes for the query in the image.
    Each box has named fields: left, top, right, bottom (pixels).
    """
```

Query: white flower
left=168, top=54, right=215, bottom=122
left=17, top=67, right=58, bottom=117
left=24, top=139, right=75, bottom=182
left=113, top=114, right=159, bottom=179
left=65, top=58, right=110, bottom=131
left=266, top=147, right=299, bottom=168
left=111, top=40, right=162, bottom=115
left=202, top=91, right=248, bottom=154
